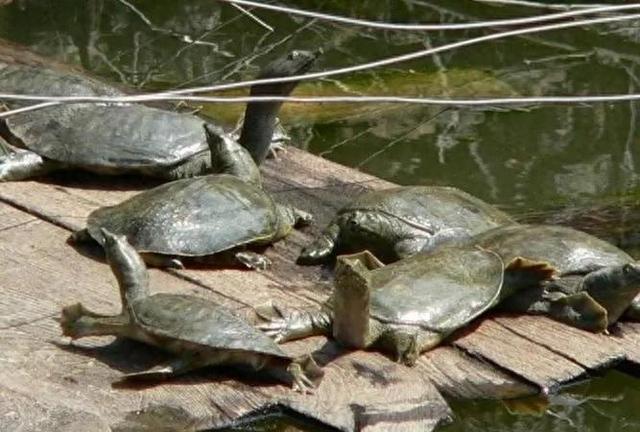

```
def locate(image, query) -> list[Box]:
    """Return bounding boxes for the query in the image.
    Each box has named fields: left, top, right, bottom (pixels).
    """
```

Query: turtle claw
left=288, top=356, right=322, bottom=394
left=235, top=251, right=271, bottom=270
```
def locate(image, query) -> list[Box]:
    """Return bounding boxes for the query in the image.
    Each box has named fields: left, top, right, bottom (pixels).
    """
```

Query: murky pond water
left=3, top=0, right=640, bottom=430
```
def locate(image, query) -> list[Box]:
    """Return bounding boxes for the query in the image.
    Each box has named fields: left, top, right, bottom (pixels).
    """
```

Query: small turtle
left=472, top=224, right=640, bottom=331
left=0, top=49, right=317, bottom=181
left=297, top=186, right=515, bottom=265
left=259, top=247, right=554, bottom=364
left=60, top=229, right=323, bottom=393
left=73, top=124, right=312, bottom=269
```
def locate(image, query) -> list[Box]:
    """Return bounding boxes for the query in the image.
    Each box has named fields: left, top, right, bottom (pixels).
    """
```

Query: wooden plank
left=617, top=322, right=640, bottom=366
left=451, top=318, right=587, bottom=394
left=493, top=315, right=626, bottom=370
left=0, top=203, right=451, bottom=432
left=418, top=346, right=538, bottom=400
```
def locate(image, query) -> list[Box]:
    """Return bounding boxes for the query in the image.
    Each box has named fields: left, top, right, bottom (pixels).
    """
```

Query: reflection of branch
left=116, top=0, right=223, bottom=49
left=229, top=3, right=274, bottom=32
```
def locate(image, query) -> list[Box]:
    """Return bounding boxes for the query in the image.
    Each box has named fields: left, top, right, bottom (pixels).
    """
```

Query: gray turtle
left=259, top=247, right=554, bottom=365
left=471, top=224, right=640, bottom=330
left=73, top=124, right=311, bottom=269
left=60, top=229, right=323, bottom=393
left=0, top=49, right=317, bottom=181
left=297, top=186, right=515, bottom=265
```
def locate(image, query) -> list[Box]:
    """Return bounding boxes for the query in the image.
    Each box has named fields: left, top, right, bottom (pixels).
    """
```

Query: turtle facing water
left=60, top=229, right=323, bottom=393
left=73, top=124, right=311, bottom=269
left=297, top=186, right=515, bottom=265
left=259, top=247, right=554, bottom=364
left=0, top=49, right=317, bottom=181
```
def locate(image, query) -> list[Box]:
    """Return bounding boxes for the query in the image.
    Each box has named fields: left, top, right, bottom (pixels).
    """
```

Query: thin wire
left=215, top=1, right=640, bottom=31
left=1, top=12, right=640, bottom=119
left=3, top=93, right=640, bottom=117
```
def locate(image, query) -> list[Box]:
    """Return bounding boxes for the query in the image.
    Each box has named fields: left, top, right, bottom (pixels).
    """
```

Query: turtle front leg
left=297, top=222, right=341, bottom=265
left=545, top=291, right=609, bottom=333
left=0, top=147, right=60, bottom=181
left=234, top=251, right=272, bottom=270
left=60, top=303, right=129, bottom=339
left=256, top=302, right=333, bottom=342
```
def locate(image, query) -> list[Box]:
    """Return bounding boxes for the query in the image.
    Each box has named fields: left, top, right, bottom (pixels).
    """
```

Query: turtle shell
left=1, top=62, right=206, bottom=169
left=86, top=175, right=280, bottom=256
left=341, top=185, right=514, bottom=238
left=367, top=246, right=505, bottom=333
left=133, top=293, right=291, bottom=359
left=472, top=224, right=632, bottom=274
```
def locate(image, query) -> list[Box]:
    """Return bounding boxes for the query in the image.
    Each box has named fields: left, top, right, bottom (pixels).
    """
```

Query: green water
left=2, top=0, right=640, bottom=430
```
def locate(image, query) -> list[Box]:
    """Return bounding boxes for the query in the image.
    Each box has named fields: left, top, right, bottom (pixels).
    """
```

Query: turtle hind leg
left=140, top=252, right=184, bottom=269
left=60, top=303, right=128, bottom=339
left=0, top=147, right=61, bottom=181
left=234, top=250, right=271, bottom=270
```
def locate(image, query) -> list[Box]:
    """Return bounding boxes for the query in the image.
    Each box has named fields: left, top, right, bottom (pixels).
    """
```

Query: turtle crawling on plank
left=73, top=124, right=312, bottom=270
left=260, top=246, right=555, bottom=365
left=297, top=186, right=515, bottom=265
left=472, top=224, right=640, bottom=331
left=60, top=229, right=323, bottom=393
left=0, top=49, right=317, bottom=181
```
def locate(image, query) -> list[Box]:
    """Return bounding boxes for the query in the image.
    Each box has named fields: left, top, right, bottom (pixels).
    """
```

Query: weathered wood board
left=1, top=147, right=639, bottom=431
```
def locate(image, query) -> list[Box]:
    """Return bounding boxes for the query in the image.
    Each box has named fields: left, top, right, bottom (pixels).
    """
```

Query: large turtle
left=73, top=124, right=312, bottom=269
left=259, top=247, right=555, bottom=365
left=60, top=229, right=323, bottom=393
left=297, top=186, right=515, bottom=265
left=0, top=49, right=317, bottom=181
left=470, top=224, right=640, bottom=329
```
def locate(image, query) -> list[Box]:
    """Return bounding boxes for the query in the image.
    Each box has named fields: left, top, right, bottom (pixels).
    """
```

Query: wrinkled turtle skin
left=297, top=186, right=515, bottom=265
left=472, top=224, right=640, bottom=330
left=60, top=229, right=323, bottom=393
left=74, top=125, right=312, bottom=270
left=259, top=247, right=554, bottom=365
left=0, top=48, right=318, bottom=181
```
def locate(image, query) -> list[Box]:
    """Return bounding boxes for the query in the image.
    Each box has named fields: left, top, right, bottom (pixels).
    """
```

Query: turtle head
left=582, top=262, right=640, bottom=325
left=332, top=252, right=376, bottom=349
left=100, top=228, right=149, bottom=310
left=240, top=49, right=320, bottom=164
left=252, top=49, right=320, bottom=97
left=338, top=210, right=398, bottom=262
left=204, top=123, right=262, bottom=187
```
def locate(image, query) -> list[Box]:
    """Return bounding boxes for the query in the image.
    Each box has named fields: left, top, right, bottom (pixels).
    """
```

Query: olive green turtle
left=60, top=229, right=323, bottom=393
left=471, top=224, right=640, bottom=330
left=0, top=49, right=317, bottom=181
left=260, top=247, right=554, bottom=365
left=73, top=124, right=311, bottom=269
left=297, top=186, right=515, bottom=265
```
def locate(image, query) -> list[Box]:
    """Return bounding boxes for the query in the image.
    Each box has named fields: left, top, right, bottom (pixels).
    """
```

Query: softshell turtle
left=259, top=247, right=554, bottom=364
left=73, top=124, right=312, bottom=269
left=60, top=229, right=323, bottom=393
left=471, top=224, right=640, bottom=330
left=0, top=49, right=317, bottom=181
left=297, top=186, right=515, bottom=265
